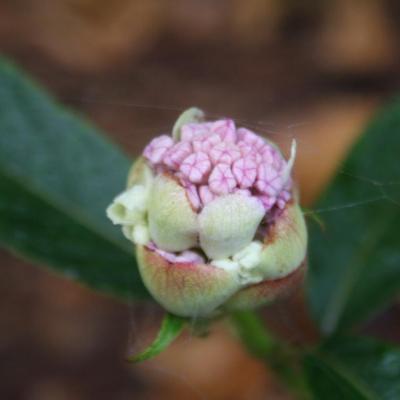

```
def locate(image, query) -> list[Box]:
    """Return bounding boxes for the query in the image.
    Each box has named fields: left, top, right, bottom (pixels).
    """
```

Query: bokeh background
left=1, top=1, right=400, bottom=399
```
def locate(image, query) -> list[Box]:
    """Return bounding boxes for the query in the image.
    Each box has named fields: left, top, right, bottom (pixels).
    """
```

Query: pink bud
left=163, top=141, right=192, bottom=170
left=258, top=194, right=277, bottom=211
left=232, top=156, right=257, bottom=188
left=210, top=142, right=241, bottom=165
left=259, top=145, right=275, bottom=164
left=181, top=122, right=210, bottom=141
left=256, top=163, right=283, bottom=197
left=210, top=119, right=237, bottom=142
left=208, top=163, right=237, bottom=194
left=193, top=132, right=221, bottom=152
left=237, top=142, right=253, bottom=157
left=143, top=135, right=174, bottom=165
left=180, top=152, right=212, bottom=184
left=237, top=127, right=265, bottom=150
left=277, top=187, right=292, bottom=209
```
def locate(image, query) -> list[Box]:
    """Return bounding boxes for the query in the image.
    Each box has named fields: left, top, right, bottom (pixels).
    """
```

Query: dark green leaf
left=307, top=100, right=400, bottom=334
left=304, top=336, right=400, bottom=400
left=0, top=58, right=148, bottom=299
left=231, top=311, right=311, bottom=399
left=127, top=313, right=185, bottom=363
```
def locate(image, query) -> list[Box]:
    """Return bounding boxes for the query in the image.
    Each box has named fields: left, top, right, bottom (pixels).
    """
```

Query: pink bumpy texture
left=143, top=119, right=292, bottom=212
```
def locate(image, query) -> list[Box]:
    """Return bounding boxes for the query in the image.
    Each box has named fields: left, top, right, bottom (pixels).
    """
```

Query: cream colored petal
left=132, top=224, right=150, bottom=245
left=258, top=202, right=307, bottom=280
left=106, top=184, right=148, bottom=225
left=199, top=194, right=265, bottom=259
left=148, top=174, right=198, bottom=252
left=233, top=241, right=263, bottom=270
left=172, top=107, right=205, bottom=141
left=232, top=241, right=264, bottom=285
left=123, top=224, right=150, bottom=245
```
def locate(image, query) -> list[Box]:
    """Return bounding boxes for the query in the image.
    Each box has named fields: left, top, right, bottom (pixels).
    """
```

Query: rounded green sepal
left=137, top=245, right=241, bottom=317
left=148, top=174, right=199, bottom=252
left=198, top=194, right=265, bottom=259
left=258, top=202, right=307, bottom=280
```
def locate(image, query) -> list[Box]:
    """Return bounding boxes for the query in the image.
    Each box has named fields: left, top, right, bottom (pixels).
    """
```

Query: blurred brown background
left=1, top=1, right=400, bottom=399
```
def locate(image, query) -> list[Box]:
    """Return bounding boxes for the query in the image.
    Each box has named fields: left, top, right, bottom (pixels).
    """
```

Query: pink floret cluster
left=143, top=119, right=292, bottom=212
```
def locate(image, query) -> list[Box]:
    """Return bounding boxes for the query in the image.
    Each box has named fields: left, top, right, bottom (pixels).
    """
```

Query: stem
left=230, top=310, right=311, bottom=400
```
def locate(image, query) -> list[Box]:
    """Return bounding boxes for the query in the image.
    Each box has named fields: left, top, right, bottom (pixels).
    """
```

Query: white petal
left=233, top=241, right=263, bottom=270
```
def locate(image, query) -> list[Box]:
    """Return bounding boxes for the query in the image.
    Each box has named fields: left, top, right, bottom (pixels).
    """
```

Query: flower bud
left=107, top=108, right=307, bottom=317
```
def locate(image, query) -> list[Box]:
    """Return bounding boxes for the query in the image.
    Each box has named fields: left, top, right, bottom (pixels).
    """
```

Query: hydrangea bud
left=107, top=108, right=307, bottom=317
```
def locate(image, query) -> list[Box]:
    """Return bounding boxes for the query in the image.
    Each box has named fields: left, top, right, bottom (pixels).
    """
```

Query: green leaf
left=0, top=57, right=148, bottom=299
left=307, top=100, right=400, bottom=334
left=304, top=336, right=400, bottom=399
left=127, top=313, right=185, bottom=363
left=230, top=310, right=277, bottom=359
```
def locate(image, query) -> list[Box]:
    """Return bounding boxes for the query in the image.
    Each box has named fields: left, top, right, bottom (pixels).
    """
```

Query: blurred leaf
left=231, top=310, right=277, bottom=359
left=307, top=100, right=400, bottom=334
left=231, top=311, right=311, bottom=399
left=304, top=336, right=400, bottom=399
left=0, top=58, right=148, bottom=299
left=127, top=313, right=185, bottom=363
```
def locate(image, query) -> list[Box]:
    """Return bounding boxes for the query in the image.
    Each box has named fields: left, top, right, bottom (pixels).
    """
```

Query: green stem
left=230, top=310, right=310, bottom=400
